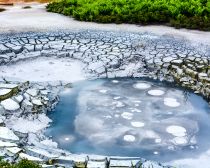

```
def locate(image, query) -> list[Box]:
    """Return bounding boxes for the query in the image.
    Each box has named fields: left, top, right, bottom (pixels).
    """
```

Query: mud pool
left=45, top=78, right=210, bottom=163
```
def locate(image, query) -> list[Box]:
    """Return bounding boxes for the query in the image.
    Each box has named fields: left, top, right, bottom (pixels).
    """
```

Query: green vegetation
left=0, top=158, right=41, bottom=168
left=47, top=0, right=210, bottom=30
left=0, top=8, right=6, bottom=12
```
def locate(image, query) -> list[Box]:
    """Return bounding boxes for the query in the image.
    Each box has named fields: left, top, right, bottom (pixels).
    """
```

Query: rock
left=109, top=157, right=141, bottom=167
left=23, top=93, right=31, bottom=100
left=162, top=57, right=174, bottom=63
left=0, top=118, right=4, bottom=125
left=185, top=68, right=198, bottom=78
left=198, top=73, right=208, bottom=78
left=0, top=150, right=5, bottom=158
left=109, top=60, right=120, bottom=69
left=14, top=95, right=24, bottom=103
left=0, top=89, right=11, bottom=96
left=0, top=140, right=18, bottom=147
left=6, top=147, right=22, bottom=156
left=0, top=105, right=4, bottom=115
left=40, top=139, right=58, bottom=148
left=180, top=77, right=189, bottom=82
left=19, top=152, right=43, bottom=162
left=0, top=83, right=18, bottom=89
left=0, top=84, right=19, bottom=101
left=26, top=146, right=60, bottom=160
left=141, top=161, right=163, bottom=168
left=41, top=90, right=50, bottom=95
left=26, top=89, right=39, bottom=97
left=0, top=44, right=10, bottom=54
left=56, top=154, right=86, bottom=166
left=0, top=99, right=20, bottom=111
left=86, top=160, right=107, bottom=168
left=0, top=89, right=14, bottom=101
left=22, top=99, right=33, bottom=110
left=32, top=99, right=43, bottom=106
left=0, top=127, right=19, bottom=141
left=171, top=59, right=183, bottom=65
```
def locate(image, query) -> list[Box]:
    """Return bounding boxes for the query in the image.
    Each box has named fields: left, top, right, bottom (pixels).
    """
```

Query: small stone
left=171, top=59, right=183, bottom=65
left=198, top=73, right=207, bottom=78
left=162, top=57, right=174, bottom=63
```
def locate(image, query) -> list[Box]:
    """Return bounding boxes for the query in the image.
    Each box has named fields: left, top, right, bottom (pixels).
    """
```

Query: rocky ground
left=0, top=3, right=209, bottom=168
left=0, top=31, right=209, bottom=101
left=0, top=30, right=209, bottom=168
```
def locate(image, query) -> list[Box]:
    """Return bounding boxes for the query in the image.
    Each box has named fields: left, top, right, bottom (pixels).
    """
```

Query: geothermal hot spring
left=46, top=78, right=210, bottom=163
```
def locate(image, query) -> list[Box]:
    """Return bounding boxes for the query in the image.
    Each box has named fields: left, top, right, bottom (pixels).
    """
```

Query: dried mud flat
left=0, top=3, right=209, bottom=168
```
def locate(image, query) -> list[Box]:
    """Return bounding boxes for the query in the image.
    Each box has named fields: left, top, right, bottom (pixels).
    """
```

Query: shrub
left=46, top=0, right=210, bottom=30
left=0, top=158, right=41, bottom=168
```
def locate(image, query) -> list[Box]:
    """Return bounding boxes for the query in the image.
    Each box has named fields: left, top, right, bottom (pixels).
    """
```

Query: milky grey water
left=45, top=78, right=210, bottom=163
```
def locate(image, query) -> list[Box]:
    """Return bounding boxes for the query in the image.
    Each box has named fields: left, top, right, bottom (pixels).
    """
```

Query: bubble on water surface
left=112, top=80, right=119, bottom=83
left=166, top=125, right=187, bottom=137
left=153, top=151, right=159, bottom=155
left=155, top=138, right=162, bottom=143
left=148, top=89, right=165, bottom=96
left=113, top=96, right=121, bottom=100
left=131, top=121, right=145, bottom=128
left=99, top=89, right=108, bottom=94
left=164, top=98, right=180, bottom=107
left=113, top=101, right=125, bottom=108
left=130, top=108, right=142, bottom=113
left=123, top=135, right=136, bottom=142
left=172, top=137, right=188, bottom=145
left=133, top=82, right=151, bottom=90
left=121, top=112, right=133, bottom=120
